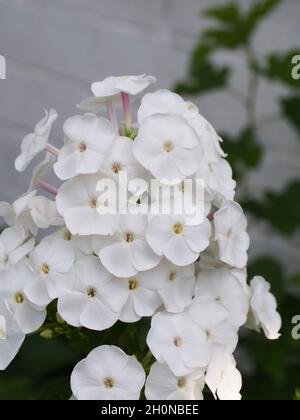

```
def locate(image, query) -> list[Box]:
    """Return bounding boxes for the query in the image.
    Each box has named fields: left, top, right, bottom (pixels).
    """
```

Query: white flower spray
left=0, top=74, right=281, bottom=400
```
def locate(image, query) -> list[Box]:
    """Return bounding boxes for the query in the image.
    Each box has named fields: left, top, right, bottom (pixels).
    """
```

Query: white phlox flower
left=247, top=276, right=282, bottom=340
left=150, top=179, right=213, bottom=227
left=57, top=256, right=123, bottom=331
left=138, top=89, right=200, bottom=124
left=0, top=226, right=34, bottom=271
left=0, top=301, right=25, bottom=371
left=28, top=196, right=63, bottom=229
left=93, top=214, right=161, bottom=278
left=115, top=272, right=163, bottom=323
left=51, top=227, right=94, bottom=259
left=133, top=114, right=201, bottom=181
left=195, top=268, right=250, bottom=328
left=26, top=237, right=74, bottom=306
left=214, top=201, right=250, bottom=269
left=54, top=114, right=117, bottom=180
left=145, top=361, right=205, bottom=400
left=92, top=74, right=157, bottom=98
left=102, top=135, right=148, bottom=183
left=56, top=174, right=120, bottom=236
left=4, top=75, right=281, bottom=401
left=195, top=158, right=236, bottom=206
left=146, top=213, right=211, bottom=266
left=79, top=74, right=156, bottom=114
left=0, top=191, right=38, bottom=235
left=137, top=89, right=225, bottom=161
left=71, top=345, right=145, bottom=400
left=147, top=311, right=211, bottom=376
left=205, top=345, right=242, bottom=401
left=0, top=260, right=46, bottom=334
left=187, top=299, right=239, bottom=355
left=15, top=109, right=57, bottom=172
left=141, top=259, right=196, bottom=313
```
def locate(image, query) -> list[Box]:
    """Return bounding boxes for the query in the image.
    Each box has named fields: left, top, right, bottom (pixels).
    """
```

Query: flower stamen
left=14, top=292, right=24, bottom=304
left=41, top=263, right=50, bottom=275
left=103, top=377, right=114, bottom=389
left=129, top=278, right=138, bottom=291
left=174, top=337, right=182, bottom=347
left=173, top=223, right=184, bottom=235
left=123, top=232, right=135, bottom=243
left=112, top=162, right=122, bottom=174
left=177, top=378, right=187, bottom=388
left=169, top=272, right=177, bottom=282
left=90, top=198, right=98, bottom=209
left=78, top=142, right=87, bottom=153
left=63, top=230, right=73, bottom=241
left=163, top=141, right=174, bottom=153
left=87, top=287, right=97, bottom=298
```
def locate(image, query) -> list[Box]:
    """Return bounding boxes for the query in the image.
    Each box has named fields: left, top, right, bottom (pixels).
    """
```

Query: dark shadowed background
left=0, top=0, right=299, bottom=400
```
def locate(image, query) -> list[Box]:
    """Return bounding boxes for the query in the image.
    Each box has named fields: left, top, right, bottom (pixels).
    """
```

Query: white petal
left=164, top=236, right=199, bottom=266
left=80, top=299, right=119, bottom=331
left=100, top=242, right=136, bottom=277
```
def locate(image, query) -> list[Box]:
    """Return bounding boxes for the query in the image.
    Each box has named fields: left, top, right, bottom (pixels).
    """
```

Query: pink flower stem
left=45, top=143, right=59, bottom=156
left=37, top=179, right=58, bottom=196
left=121, top=92, right=132, bottom=132
left=106, top=100, right=119, bottom=134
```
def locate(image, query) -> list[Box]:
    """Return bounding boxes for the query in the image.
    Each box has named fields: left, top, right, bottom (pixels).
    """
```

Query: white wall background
left=0, top=0, right=299, bottom=273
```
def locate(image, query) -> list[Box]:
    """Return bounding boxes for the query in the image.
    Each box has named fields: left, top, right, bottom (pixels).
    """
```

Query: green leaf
left=175, top=49, right=229, bottom=95
left=245, top=181, right=300, bottom=234
left=0, top=378, right=35, bottom=400
left=202, top=27, right=246, bottom=50
left=290, top=273, right=300, bottom=287
left=295, top=389, right=300, bottom=401
left=37, top=377, right=71, bottom=401
left=245, top=0, right=281, bottom=32
left=265, top=51, right=300, bottom=88
left=281, top=96, right=300, bottom=134
left=203, top=3, right=240, bottom=23
left=202, top=0, right=281, bottom=49
left=248, top=257, right=284, bottom=302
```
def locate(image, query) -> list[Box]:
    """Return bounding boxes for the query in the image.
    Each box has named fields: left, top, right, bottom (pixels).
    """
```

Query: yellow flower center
left=63, top=230, right=73, bottom=241
left=173, top=223, right=184, bottom=235
left=103, top=377, right=114, bottom=389
left=41, top=263, right=50, bottom=275
left=129, top=278, right=138, bottom=291
left=169, top=272, right=177, bottom=282
left=112, top=162, right=122, bottom=174
left=87, top=287, right=97, bottom=298
left=163, top=141, right=174, bottom=153
left=90, top=198, right=98, bottom=209
left=177, top=378, right=187, bottom=388
left=123, top=232, right=134, bottom=243
left=174, top=337, right=182, bottom=347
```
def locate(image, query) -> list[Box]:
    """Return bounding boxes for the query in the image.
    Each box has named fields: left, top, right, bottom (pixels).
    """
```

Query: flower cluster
left=0, top=74, right=281, bottom=400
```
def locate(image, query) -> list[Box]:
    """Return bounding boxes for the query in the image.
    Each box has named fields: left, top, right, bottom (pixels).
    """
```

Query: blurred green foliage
left=175, top=0, right=300, bottom=401
left=0, top=0, right=299, bottom=401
